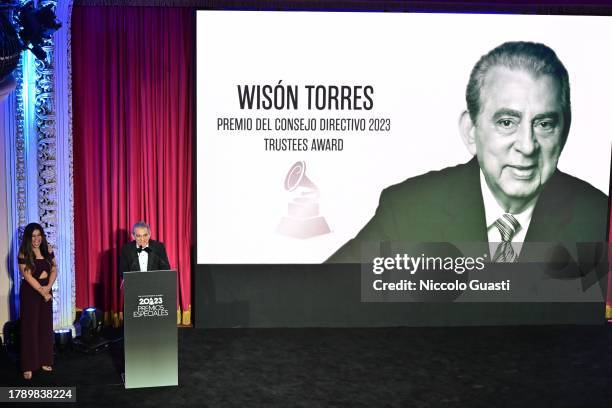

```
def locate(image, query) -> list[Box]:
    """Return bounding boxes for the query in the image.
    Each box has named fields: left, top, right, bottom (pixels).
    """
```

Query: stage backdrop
left=195, top=10, right=610, bottom=324
left=72, top=5, right=193, bottom=325
left=196, top=11, right=611, bottom=264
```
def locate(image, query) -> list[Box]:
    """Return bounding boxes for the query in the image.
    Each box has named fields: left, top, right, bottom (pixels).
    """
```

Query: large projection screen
left=196, top=11, right=611, bottom=264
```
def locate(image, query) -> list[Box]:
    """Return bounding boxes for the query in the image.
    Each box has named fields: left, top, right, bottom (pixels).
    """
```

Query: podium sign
left=124, top=270, right=178, bottom=388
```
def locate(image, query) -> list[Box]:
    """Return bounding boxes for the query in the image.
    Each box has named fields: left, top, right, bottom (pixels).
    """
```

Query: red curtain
left=72, top=6, right=193, bottom=325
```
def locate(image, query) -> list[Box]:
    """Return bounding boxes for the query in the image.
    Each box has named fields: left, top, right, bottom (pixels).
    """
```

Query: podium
left=123, top=270, right=178, bottom=388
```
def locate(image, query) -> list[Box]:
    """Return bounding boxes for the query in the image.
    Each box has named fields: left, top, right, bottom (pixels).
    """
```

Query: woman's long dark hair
left=18, top=223, right=52, bottom=273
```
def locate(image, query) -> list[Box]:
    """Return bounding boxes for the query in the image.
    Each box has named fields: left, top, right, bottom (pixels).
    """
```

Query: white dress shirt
left=137, top=243, right=149, bottom=271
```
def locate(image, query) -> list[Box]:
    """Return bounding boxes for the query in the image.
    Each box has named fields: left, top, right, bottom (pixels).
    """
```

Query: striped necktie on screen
left=492, top=214, right=521, bottom=263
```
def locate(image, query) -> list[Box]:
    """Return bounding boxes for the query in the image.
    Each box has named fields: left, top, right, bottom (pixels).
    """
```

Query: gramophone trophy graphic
left=277, top=161, right=331, bottom=239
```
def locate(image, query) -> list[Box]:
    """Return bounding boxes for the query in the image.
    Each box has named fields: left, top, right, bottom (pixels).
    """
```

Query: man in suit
left=118, top=221, right=170, bottom=278
left=329, top=41, right=608, bottom=264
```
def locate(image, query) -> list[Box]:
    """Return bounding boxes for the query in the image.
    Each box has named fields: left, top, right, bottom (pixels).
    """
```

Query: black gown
left=18, top=254, right=54, bottom=372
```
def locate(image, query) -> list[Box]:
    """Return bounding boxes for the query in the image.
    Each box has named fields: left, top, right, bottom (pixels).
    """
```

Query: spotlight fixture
left=54, top=328, right=72, bottom=352
left=79, top=307, right=103, bottom=342
left=73, top=307, right=118, bottom=354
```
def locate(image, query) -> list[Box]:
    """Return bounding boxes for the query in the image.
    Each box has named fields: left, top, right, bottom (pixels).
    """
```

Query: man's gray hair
left=132, top=221, right=151, bottom=234
left=466, top=41, right=571, bottom=139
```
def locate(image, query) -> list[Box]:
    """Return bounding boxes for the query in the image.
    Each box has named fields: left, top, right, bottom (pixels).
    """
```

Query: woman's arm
left=18, top=254, right=49, bottom=300
left=41, top=249, right=57, bottom=295
left=46, top=250, right=57, bottom=290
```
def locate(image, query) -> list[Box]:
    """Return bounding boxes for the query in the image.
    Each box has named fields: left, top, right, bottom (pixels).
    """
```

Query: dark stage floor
left=1, top=325, right=611, bottom=407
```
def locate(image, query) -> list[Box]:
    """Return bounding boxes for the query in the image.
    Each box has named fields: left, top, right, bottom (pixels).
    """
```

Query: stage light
left=2, top=320, right=20, bottom=353
left=79, top=307, right=103, bottom=342
left=54, top=328, right=72, bottom=352
left=74, top=307, right=118, bottom=354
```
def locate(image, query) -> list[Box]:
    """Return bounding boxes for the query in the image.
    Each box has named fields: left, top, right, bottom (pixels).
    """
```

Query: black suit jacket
left=328, top=157, right=608, bottom=263
left=118, top=239, right=171, bottom=278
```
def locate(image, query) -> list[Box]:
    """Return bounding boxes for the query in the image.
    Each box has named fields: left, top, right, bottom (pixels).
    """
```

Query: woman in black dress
left=18, top=223, right=57, bottom=380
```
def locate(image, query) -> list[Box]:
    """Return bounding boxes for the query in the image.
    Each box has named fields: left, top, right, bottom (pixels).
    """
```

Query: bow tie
left=137, top=246, right=150, bottom=254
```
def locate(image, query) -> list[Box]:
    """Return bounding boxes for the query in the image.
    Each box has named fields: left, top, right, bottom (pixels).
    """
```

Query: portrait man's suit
left=328, top=157, right=607, bottom=263
left=118, top=239, right=170, bottom=278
